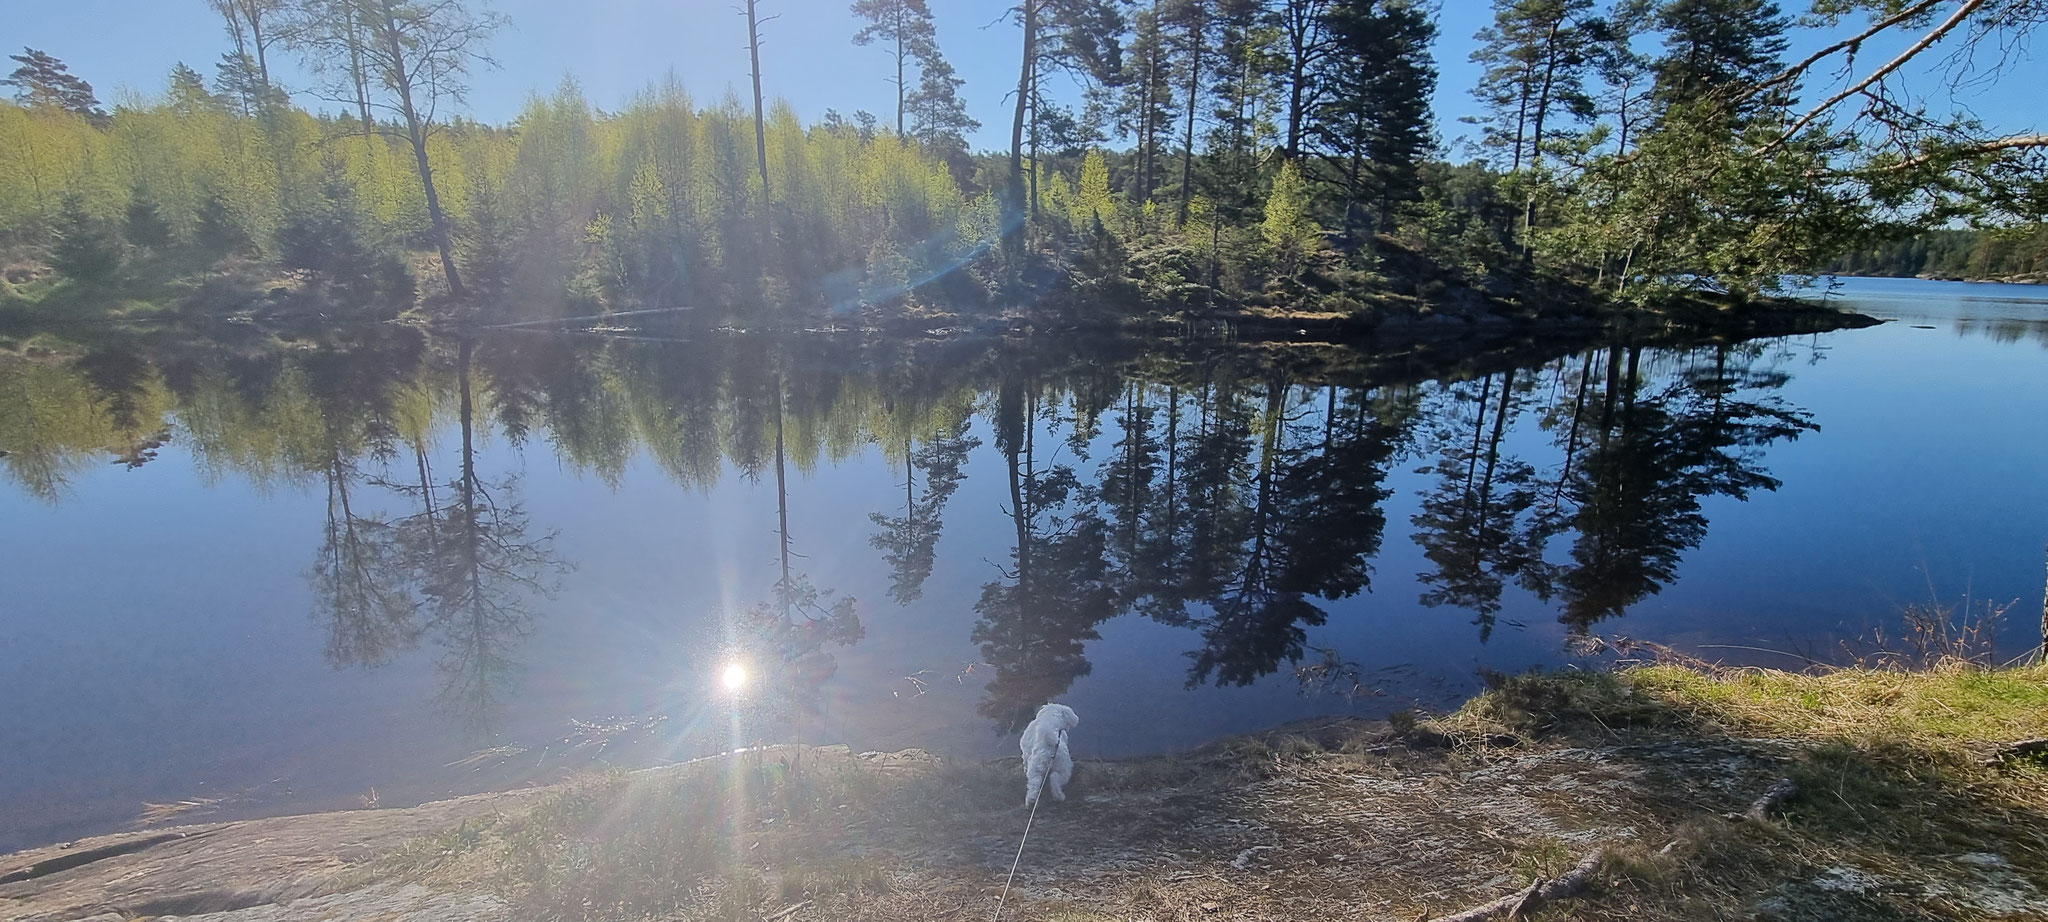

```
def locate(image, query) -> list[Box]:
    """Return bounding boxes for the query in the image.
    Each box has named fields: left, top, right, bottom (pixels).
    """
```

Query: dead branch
left=1426, top=849, right=1605, bottom=922
left=1762, top=0, right=1990, bottom=154
left=1753, top=0, right=1946, bottom=98
left=1885, top=133, right=2048, bottom=170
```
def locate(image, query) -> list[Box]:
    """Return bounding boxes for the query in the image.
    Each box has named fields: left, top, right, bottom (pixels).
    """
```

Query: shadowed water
left=2, top=278, right=2045, bottom=852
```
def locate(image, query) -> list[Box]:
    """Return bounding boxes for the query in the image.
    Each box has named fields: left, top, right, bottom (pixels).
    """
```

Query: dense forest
left=1829, top=225, right=2048, bottom=280
left=1, top=0, right=2044, bottom=328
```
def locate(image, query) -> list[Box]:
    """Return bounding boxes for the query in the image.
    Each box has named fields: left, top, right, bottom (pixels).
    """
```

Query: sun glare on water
left=721, top=662, right=749, bottom=692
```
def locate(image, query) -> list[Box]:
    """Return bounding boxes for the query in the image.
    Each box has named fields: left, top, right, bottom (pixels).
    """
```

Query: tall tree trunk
left=345, top=0, right=373, bottom=141
left=379, top=0, right=465, bottom=297
left=1510, top=59, right=1534, bottom=172
left=895, top=7, right=907, bottom=136
left=1008, top=0, right=1036, bottom=232
left=774, top=372, right=791, bottom=609
left=1028, top=67, right=1041, bottom=221
left=249, top=7, right=273, bottom=93
left=1139, top=57, right=1155, bottom=199
left=1284, top=5, right=1308, bottom=158
left=1178, top=2, right=1204, bottom=225
left=1553, top=350, right=1594, bottom=506
left=746, top=0, right=772, bottom=199
left=1524, top=18, right=1563, bottom=258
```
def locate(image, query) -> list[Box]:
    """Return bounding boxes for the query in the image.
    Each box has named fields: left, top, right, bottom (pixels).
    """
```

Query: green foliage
left=1308, top=0, right=1438, bottom=239
left=4, top=48, right=103, bottom=119
left=1468, top=0, right=1598, bottom=171
left=1830, top=225, right=2048, bottom=280
left=193, top=191, right=250, bottom=263
left=123, top=197, right=174, bottom=250
left=50, top=195, right=122, bottom=283
left=277, top=172, right=411, bottom=310
left=1260, top=160, right=1321, bottom=278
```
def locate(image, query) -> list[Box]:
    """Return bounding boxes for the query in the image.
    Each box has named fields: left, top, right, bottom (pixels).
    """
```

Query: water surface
left=4, top=277, right=2045, bottom=852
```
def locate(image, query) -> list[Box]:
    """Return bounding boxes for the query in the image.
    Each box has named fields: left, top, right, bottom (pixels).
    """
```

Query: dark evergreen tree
left=214, top=51, right=289, bottom=119
left=277, top=171, right=412, bottom=310
left=123, top=198, right=175, bottom=251
left=1309, top=0, right=1437, bottom=238
left=1650, top=0, right=1790, bottom=116
left=50, top=196, right=123, bottom=283
left=194, top=192, right=251, bottom=263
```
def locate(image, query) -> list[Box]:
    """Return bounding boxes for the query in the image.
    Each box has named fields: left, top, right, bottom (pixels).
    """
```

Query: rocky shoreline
left=9, top=664, right=2046, bottom=922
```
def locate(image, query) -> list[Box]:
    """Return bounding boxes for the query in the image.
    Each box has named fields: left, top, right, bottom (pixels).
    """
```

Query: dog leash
left=993, top=728, right=1063, bottom=922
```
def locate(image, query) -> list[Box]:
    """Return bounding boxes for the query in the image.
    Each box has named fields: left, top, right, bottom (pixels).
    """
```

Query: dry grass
left=324, top=663, right=2048, bottom=922
left=1441, top=663, right=2048, bottom=921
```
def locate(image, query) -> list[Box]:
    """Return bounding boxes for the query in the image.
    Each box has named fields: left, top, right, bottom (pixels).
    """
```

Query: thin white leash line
left=993, top=727, right=1064, bottom=922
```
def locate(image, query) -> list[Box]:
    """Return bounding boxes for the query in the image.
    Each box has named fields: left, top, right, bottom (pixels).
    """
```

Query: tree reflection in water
left=3, top=327, right=1821, bottom=742
left=312, top=340, right=567, bottom=739
left=1411, top=340, right=1816, bottom=636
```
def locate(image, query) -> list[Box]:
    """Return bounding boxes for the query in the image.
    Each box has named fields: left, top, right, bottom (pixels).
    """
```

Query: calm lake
left=4, top=276, right=2046, bottom=852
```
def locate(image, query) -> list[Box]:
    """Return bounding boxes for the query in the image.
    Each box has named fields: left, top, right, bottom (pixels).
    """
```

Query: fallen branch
left=1426, top=849, right=1605, bottom=922
left=1983, top=738, right=2048, bottom=767
left=1742, top=779, right=1800, bottom=822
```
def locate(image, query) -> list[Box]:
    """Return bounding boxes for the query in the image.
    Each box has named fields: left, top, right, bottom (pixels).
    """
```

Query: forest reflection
left=0, top=327, right=1813, bottom=733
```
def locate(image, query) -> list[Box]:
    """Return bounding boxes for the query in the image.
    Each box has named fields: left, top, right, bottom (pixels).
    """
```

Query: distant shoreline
left=1828, top=272, right=2048, bottom=286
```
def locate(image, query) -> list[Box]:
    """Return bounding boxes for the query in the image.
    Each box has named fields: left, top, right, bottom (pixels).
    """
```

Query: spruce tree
left=124, top=198, right=175, bottom=252
left=1310, top=0, right=1437, bottom=238
left=51, top=197, right=123, bottom=283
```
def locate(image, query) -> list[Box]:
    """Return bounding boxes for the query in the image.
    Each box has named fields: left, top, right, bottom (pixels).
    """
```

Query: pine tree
left=906, top=56, right=978, bottom=183
left=1205, top=0, right=1281, bottom=221
left=168, top=64, right=217, bottom=116
left=1117, top=4, right=1174, bottom=203
left=1161, top=0, right=1211, bottom=224
left=1468, top=0, right=1596, bottom=171
left=4, top=48, right=104, bottom=119
left=1008, top=0, right=1125, bottom=226
left=850, top=0, right=938, bottom=136
left=1309, top=0, right=1437, bottom=238
left=1650, top=0, right=1790, bottom=115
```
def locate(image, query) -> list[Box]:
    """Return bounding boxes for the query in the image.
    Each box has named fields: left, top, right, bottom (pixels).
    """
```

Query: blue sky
left=10, top=1, right=2036, bottom=158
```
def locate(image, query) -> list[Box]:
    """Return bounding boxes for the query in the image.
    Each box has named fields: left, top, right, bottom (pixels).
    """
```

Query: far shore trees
left=287, top=0, right=506, bottom=298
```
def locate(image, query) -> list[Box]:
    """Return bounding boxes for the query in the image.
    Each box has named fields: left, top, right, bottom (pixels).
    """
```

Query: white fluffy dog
left=1019, top=703, right=1079, bottom=807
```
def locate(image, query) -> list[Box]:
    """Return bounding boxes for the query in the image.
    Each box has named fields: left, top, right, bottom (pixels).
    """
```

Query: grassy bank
left=1445, top=662, right=2048, bottom=920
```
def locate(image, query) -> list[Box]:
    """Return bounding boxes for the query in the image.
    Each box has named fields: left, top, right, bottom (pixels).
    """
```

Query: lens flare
left=720, top=662, right=748, bottom=692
